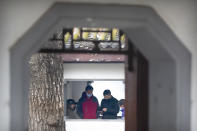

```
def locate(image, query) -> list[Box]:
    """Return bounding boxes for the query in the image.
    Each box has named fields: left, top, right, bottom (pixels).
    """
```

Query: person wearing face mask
left=100, top=89, right=120, bottom=119
left=77, top=85, right=99, bottom=119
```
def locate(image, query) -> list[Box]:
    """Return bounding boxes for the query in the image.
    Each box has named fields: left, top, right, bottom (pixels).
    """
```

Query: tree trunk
left=29, top=53, right=65, bottom=131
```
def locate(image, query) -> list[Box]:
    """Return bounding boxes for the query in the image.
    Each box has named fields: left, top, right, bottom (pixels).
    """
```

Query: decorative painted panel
left=42, top=27, right=129, bottom=53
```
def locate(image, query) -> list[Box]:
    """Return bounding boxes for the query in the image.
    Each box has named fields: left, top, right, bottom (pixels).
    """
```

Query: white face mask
left=86, top=93, right=92, bottom=98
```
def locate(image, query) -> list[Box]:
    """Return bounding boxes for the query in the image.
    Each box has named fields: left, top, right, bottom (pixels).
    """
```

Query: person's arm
left=106, top=100, right=120, bottom=114
left=99, top=99, right=104, bottom=111
left=98, top=99, right=104, bottom=117
left=77, top=98, right=84, bottom=119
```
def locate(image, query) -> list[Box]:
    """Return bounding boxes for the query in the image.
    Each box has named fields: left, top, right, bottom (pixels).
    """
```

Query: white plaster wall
left=65, top=82, right=73, bottom=100
left=66, top=119, right=125, bottom=131
left=63, top=63, right=125, bottom=80
left=92, top=81, right=125, bottom=104
left=70, top=81, right=87, bottom=102
left=0, top=0, right=197, bottom=131
left=149, top=60, right=176, bottom=131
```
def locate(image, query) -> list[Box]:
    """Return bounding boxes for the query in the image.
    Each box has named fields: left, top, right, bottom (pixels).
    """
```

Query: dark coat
left=66, top=107, right=80, bottom=119
left=77, top=94, right=99, bottom=119
left=100, top=96, right=120, bottom=119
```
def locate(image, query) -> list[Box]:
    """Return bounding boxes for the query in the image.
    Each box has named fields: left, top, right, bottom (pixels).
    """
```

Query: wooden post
left=125, top=55, right=138, bottom=131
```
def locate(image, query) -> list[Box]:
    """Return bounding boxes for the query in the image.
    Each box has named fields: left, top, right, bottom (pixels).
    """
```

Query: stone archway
left=10, top=3, right=191, bottom=131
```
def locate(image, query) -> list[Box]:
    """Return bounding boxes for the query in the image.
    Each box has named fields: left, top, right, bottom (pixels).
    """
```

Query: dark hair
left=103, top=89, right=111, bottom=96
left=119, top=99, right=125, bottom=106
left=67, top=99, right=76, bottom=105
left=85, top=85, right=93, bottom=91
left=81, top=91, right=86, bottom=98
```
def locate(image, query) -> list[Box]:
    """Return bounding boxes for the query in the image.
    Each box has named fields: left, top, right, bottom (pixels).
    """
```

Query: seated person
left=66, top=99, right=79, bottom=119
left=100, top=89, right=120, bottom=119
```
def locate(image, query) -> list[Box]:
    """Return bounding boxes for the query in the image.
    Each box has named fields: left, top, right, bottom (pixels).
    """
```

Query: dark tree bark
left=29, top=53, right=65, bottom=131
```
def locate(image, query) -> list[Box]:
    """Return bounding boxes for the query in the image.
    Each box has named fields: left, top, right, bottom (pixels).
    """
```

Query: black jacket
left=100, top=96, right=120, bottom=119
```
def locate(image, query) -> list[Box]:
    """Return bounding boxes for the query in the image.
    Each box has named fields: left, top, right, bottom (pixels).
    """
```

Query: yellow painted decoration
left=121, top=34, right=126, bottom=42
left=64, top=32, right=71, bottom=44
left=112, top=28, right=119, bottom=41
left=97, top=32, right=105, bottom=40
left=73, top=28, right=80, bottom=40
left=82, top=32, right=89, bottom=40
left=82, top=27, right=110, bottom=31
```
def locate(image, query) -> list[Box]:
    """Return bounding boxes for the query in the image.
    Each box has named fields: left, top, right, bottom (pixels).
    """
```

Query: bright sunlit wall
left=92, top=81, right=125, bottom=104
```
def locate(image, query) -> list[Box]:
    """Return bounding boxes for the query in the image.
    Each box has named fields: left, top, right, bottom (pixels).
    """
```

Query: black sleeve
left=107, top=100, right=120, bottom=114
left=77, top=98, right=84, bottom=119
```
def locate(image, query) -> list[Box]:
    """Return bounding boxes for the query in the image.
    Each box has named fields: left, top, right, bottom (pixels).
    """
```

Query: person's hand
left=102, top=108, right=107, bottom=112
